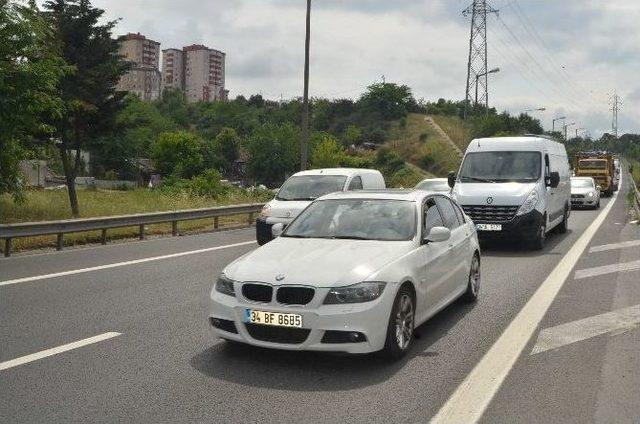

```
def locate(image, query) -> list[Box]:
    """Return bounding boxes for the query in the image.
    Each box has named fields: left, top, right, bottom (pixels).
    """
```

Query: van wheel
left=531, top=220, right=546, bottom=250
left=381, top=285, right=415, bottom=360
left=558, top=207, right=568, bottom=234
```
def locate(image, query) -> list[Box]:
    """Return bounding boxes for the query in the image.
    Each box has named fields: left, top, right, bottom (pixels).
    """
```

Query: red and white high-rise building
left=116, top=33, right=161, bottom=101
left=161, top=44, right=227, bottom=103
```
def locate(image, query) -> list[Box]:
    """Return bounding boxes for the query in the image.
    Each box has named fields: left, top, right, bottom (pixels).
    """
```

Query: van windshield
left=276, top=175, right=347, bottom=201
left=459, top=151, right=541, bottom=183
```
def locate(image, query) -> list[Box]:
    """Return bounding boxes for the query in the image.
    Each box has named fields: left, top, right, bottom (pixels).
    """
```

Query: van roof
left=292, top=168, right=381, bottom=177
left=465, top=136, right=566, bottom=155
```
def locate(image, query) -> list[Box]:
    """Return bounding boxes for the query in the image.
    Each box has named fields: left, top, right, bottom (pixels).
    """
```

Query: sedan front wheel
left=382, top=285, right=415, bottom=359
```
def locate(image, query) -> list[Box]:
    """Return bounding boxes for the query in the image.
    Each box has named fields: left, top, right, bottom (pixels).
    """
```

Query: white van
left=256, top=168, right=385, bottom=244
left=449, top=136, right=571, bottom=249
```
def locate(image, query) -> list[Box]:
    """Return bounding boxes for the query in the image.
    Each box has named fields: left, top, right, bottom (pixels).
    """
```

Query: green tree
left=343, top=124, right=362, bottom=145
left=245, top=123, right=299, bottom=186
left=152, top=131, right=204, bottom=178
left=216, top=127, right=240, bottom=166
left=310, top=135, right=344, bottom=168
left=43, top=0, right=129, bottom=216
left=156, top=88, right=190, bottom=128
left=0, top=0, right=67, bottom=201
left=357, top=82, right=416, bottom=121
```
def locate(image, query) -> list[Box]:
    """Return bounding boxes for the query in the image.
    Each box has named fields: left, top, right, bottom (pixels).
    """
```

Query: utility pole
left=300, top=0, right=311, bottom=170
left=463, top=0, right=498, bottom=118
left=610, top=91, right=620, bottom=139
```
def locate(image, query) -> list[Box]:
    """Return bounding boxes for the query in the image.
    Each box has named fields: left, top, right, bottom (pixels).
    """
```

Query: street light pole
left=524, top=107, right=546, bottom=114
left=474, top=67, right=500, bottom=107
left=552, top=116, right=565, bottom=132
left=300, top=0, right=311, bottom=171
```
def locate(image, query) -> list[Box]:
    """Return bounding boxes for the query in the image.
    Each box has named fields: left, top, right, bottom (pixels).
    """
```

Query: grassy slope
left=386, top=113, right=465, bottom=177
left=0, top=189, right=272, bottom=252
left=431, top=115, right=473, bottom=151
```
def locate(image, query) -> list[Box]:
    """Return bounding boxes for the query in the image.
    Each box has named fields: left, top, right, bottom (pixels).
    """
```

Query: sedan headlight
left=323, top=282, right=386, bottom=304
left=587, top=191, right=595, bottom=198
left=516, top=188, right=539, bottom=216
left=259, top=204, right=271, bottom=217
left=215, top=274, right=236, bottom=297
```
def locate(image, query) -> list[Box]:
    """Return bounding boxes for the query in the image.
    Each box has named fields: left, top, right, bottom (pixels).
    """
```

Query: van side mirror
left=447, top=171, right=456, bottom=188
left=423, top=226, right=451, bottom=244
left=271, top=223, right=285, bottom=238
left=548, top=171, right=560, bottom=188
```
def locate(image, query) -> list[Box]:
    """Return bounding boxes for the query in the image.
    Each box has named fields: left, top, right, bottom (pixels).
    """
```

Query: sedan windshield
left=459, top=151, right=541, bottom=182
left=284, top=199, right=416, bottom=241
left=571, top=179, right=594, bottom=188
left=416, top=180, right=449, bottom=192
left=276, top=175, right=347, bottom=201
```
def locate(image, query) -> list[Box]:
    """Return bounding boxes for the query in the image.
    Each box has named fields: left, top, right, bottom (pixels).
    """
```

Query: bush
left=339, top=154, right=374, bottom=169
left=152, top=131, right=204, bottom=178
left=419, top=155, right=434, bottom=169
left=389, top=166, right=422, bottom=188
left=104, top=170, right=117, bottom=181
left=311, top=136, right=344, bottom=168
left=419, top=132, right=428, bottom=143
left=186, top=169, right=228, bottom=197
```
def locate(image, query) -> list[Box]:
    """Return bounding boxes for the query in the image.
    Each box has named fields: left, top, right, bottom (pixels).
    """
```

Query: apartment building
left=116, top=33, right=162, bottom=101
left=161, top=44, right=227, bottom=103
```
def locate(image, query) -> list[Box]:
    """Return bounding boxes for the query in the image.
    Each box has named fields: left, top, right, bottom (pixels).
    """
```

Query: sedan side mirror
left=548, top=171, right=560, bottom=188
left=596, top=185, right=602, bottom=191
left=271, top=223, right=285, bottom=238
left=424, top=226, right=451, bottom=244
left=447, top=171, right=456, bottom=188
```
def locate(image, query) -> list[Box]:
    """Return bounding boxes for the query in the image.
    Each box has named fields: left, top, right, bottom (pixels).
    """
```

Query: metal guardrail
left=629, top=169, right=640, bottom=219
left=0, top=203, right=264, bottom=257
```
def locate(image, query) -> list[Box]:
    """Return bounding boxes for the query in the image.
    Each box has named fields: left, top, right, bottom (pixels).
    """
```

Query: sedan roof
left=318, top=189, right=439, bottom=202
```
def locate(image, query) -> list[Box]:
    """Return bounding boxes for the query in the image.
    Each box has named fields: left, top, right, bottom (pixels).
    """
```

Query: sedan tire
left=462, top=254, right=481, bottom=303
left=382, top=285, right=415, bottom=359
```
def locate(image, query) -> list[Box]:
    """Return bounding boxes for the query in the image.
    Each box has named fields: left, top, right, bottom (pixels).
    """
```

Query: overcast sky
left=90, top=0, right=639, bottom=137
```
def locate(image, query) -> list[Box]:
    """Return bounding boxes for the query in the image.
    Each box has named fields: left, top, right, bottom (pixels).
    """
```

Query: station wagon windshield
left=276, top=175, right=347, bottom=201
left=284, top=199, right=416, bottom=241
left=459, top=151, right=542, bottom=182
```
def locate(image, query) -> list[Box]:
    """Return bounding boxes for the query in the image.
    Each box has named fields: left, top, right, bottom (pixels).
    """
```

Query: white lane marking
left=0, top=332, right=121, bottom=371
left=431, top=189, right=619, bottom=424
left=0, top=241, right=256, bottom=287
left=589, top=239, right=640, bottom=253
left=574, top=259, right=640, bottom=280
left=530, top=304, right=640, bottom=355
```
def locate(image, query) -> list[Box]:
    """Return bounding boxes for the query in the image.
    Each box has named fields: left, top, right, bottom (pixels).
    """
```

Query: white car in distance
left=415, top=178, right=451, bottom=193
left=570, top=177, right=600, bottom=209
left=210, top=190, right=481, bottom=358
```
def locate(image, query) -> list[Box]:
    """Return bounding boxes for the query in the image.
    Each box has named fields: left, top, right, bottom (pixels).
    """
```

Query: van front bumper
left=474, top=210, right=544, bottom=240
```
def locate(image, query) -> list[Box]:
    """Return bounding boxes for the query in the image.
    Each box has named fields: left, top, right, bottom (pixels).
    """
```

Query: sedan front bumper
left=209, top=284, right=398, bottom=354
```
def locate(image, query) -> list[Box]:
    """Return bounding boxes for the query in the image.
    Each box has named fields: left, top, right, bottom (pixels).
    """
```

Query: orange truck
left=573, top=151, right=615, bottom=196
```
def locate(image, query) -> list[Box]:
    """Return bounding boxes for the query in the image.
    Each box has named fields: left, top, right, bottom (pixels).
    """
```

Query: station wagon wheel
left=382, top=285, right=415, bottom=359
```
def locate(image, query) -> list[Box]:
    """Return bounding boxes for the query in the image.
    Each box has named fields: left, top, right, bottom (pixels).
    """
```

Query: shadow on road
left=479, top=227, right=570, bottom=258
left=189, top=300, right=475, bottom=391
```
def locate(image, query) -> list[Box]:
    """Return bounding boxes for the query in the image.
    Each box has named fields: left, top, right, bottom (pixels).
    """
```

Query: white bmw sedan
left=209, top=190, right=481, bottom=358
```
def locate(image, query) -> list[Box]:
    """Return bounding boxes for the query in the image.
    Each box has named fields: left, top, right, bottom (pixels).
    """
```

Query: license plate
left=244, top=309, right=303, bottom=328
left=476, top=223, right=502, bottom=231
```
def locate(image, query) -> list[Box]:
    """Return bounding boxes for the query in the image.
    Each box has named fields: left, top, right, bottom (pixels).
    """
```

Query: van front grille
left=462, top=205, right=519, bottom=223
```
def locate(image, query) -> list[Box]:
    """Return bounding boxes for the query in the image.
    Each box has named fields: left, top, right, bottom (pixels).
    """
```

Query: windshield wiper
left=459, top=175, right=496, bottom=183
left=329, top=235, right=370, bottom=240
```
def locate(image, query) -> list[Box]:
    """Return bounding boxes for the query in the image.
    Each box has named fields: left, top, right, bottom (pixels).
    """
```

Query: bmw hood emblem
left=486, top=197, right=493, bottom=204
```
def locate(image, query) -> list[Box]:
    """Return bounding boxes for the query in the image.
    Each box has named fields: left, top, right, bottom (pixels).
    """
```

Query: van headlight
left=215, top=274, right=236, bottom=297
left=516, top=189, right=539, bottom=216
left=323, top=282, right=386, bottom=304
left=259, top=204, right=271, bottom=217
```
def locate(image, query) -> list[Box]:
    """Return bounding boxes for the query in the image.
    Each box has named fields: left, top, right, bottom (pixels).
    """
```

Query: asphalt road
left=1, top=179, right=638, bottom=423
